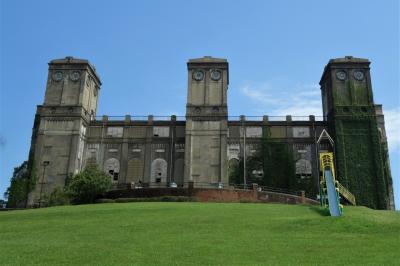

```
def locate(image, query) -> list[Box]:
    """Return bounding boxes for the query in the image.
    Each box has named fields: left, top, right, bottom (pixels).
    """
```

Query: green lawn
left=0, top=203, right=399, bottom=265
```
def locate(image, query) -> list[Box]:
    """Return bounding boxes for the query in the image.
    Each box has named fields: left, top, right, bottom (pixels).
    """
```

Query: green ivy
left=332, top=114, right=389, bottom=209
left=229, top=126, right=297, bottom=191
left=65, top=165, right=112, bottom=204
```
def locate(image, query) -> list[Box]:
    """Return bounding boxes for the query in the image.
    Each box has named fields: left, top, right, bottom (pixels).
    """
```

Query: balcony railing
left=94, top=115, right=326, bottom=122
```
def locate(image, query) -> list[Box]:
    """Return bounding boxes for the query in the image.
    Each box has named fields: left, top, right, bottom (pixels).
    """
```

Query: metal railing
left=258, top=185, right=302, bottom=196
left=110, top=181, right=303, bottom=197
left=130, top=116, right=150, bottom=121
left=228, top=116, right=326, bottom=122
left=98, top=116, right=126, bottom=121
left=337, top=182, right=356, bottom=205
left=230, top=183, right=302, bottom=196
left=93, top=115, right=327, bottom=122
left=110, top=181, right=224, bottom=190
left=229, top=183, right=254, bottom=190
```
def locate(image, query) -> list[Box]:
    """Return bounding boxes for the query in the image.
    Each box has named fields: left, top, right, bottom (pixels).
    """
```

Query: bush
left=115, top=198, right=142, bottom=203
left=174, top=196, right=196, bottom=202
left=95, top=198, right=116, bottom=204
left=66, top=166, right=112, bottom=204
left=239, top=199, right=254, bottom=203
left=46, top=187, right=70, bottom=206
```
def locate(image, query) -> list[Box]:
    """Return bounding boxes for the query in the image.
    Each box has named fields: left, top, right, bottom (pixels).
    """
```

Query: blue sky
left=1, top=0, right=399, bottom=208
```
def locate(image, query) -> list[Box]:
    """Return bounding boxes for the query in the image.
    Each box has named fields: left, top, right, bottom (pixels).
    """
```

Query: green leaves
left=65, top=166, right=112, bottom=204
left=5, top=160, right=37, bottom=208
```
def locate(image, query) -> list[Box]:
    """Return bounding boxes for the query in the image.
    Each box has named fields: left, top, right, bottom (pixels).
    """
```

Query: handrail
left=229, top=183, right=302, bottom=196
left=109, top=182, right=303, bottom=197
left=337, top=182, right=356, bottom=206
left=257, top=186, right=302, bottom=196
left=93, top=115, right=327, bottom=122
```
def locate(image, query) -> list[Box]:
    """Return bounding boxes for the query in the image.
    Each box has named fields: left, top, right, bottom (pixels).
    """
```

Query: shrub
left=66, top=166, right=112, bottom=204
left=95, top=198, right=116, bottom=204
left=160, top=196, right=175, bottom=202
left=175, top=196, right=195, bottom=202
left=115, top=198, right=140, bottom=203
left=46, top=187, right=70, bottom=206
left=239, top=199, right=254, bottom=203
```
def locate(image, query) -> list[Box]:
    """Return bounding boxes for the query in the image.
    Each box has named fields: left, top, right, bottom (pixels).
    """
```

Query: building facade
left=27, top=56, right=395, bottom=209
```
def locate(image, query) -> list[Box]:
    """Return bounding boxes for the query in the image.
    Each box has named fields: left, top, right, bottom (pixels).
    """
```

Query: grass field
left=0, top=203, right=399, bottom=265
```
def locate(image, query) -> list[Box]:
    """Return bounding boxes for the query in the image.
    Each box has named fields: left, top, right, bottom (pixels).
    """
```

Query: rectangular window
left=153, top=127, right=170, bottom=137
left=245, top=127, right=262, bottom=138
left=293, top=127, right=310, bottom=138
left=107, top=127, right=123, bottom=137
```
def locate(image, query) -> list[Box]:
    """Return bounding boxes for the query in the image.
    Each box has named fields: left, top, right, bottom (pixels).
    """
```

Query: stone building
left=27, top=56, right=394, bottom=209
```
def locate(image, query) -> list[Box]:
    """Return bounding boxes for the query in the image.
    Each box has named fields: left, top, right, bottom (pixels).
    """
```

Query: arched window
left=104, top=158, right=120, bottom=183
left=151, top=158, right=167, bottom=183
left=295, top=159, right=312, bottom=178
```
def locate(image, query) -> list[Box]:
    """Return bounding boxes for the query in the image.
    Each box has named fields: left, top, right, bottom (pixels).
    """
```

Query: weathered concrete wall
left=83, top=117, right=327, bottom=195
left=85, top=118, right=186, bottom=187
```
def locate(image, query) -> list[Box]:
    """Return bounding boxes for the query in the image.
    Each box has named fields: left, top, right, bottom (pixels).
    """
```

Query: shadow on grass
left=308, top=205, right=330, bottom=216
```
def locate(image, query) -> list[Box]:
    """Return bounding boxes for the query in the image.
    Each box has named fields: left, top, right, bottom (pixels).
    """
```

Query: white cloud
left=240, top=82, right=322, bottom=117
left=241, top=84, right=285, bottom=106
left=384, top=107, right=400, bottom=154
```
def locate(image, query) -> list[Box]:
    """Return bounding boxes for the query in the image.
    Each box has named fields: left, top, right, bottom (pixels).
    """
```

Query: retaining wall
left=103, top=187, right=319, bottom=205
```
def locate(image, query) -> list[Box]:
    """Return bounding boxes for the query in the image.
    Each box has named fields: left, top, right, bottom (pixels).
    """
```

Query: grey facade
left=27, top=56, right=394, bottom=209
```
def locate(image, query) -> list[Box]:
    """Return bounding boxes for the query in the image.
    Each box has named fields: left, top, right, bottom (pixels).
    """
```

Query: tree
left=66, top=166, right=112, bottom=204
left=5, top=160, right=37, bottom=208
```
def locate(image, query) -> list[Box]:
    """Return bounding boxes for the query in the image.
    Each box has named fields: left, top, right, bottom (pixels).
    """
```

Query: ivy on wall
left=229, top=126, right=299, bottom=192
left=380, top=138, right=394, bottom=207
left=261, top=138, right=295, bottom=189
left=331, top=110, right=389, bottom=209
left=327, top=76, right=391, bottom=209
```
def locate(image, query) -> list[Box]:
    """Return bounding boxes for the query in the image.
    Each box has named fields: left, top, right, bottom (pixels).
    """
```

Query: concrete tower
left=184, top=57, right=229, bottom=187
left=28, top=57, right=101, bottom=206
left=320, top=56, right=394, bottom=209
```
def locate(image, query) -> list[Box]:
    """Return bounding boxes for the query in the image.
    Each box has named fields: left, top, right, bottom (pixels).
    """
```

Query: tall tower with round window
left=184, top=57, right=229, bottom=187
left=320, top=56, right=394, bottom=209
left=27, top=57, right=101, bottom=206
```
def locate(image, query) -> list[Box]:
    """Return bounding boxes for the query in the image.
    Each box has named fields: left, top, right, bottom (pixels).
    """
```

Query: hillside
left=0, top=203, right=399, bottom=265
